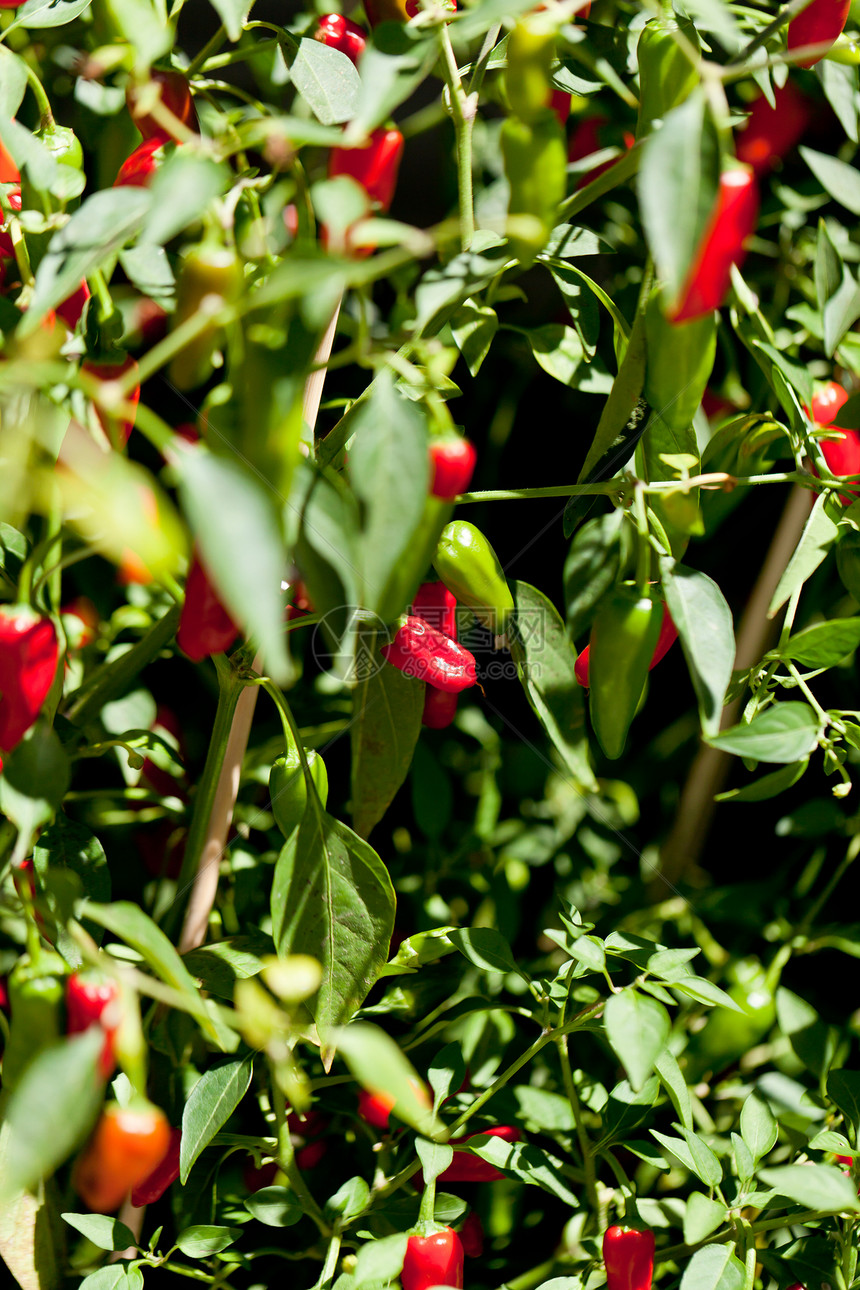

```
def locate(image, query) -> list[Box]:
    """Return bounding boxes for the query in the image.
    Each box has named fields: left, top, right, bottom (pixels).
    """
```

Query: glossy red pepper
left=809, top=381, right=860, bottom=503
left=81, top=354, right=140, bottom=446
left=603, top=1226, right=655, bottom=1290
left=73, top=1102, right=172, bottom=1213
left=57, top=280, right=91, bottom=329
left=411, top=581, right=457, bottom=639
left=127, top=70, right=198, bottom=140
left=0, top=134, right=18, bottom=183
left=787, top=0, right=850, bottom=66
left=429, top=437, right=477, bottom=499
left=381, top=616, right=477, bottom=693
left=401, top=1228, right=464, bottom=1290
left=0, top=607, right=59, bottom=754
left=0, top=188, right=22, bottom=257
left=177, top=551, right=241, bottom=662
left=812, top=379, right=850, bottom=428
left=358, top=1088, right=396, bottom=1129
left=735, top=82, right=812, bottom=176
left=575, top=605, right=677, bottom=688
left=568, top=117, right=635, bottom=189
left=328, top=127, right=404, bottom=212
left=438, top=1124, right=523, bottom=1183
left=422, top=687, right=459, bottom=729
left=669, top=168, right=759, bottom=323
left=315, top=13, right=366, bottom=65
left=131, top=1126, right=182, bottom=1205
left=66, top=974, right=120, bottom=1080
left=114, top=136, right=168, bottom=188
left=459, top=1212, right=484, bottom=1258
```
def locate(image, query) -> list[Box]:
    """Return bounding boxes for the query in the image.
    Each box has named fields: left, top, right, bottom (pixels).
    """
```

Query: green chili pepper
left=3, top=951, right=66, bottom=1090
left=167, top=243, right=244, bottom=391
left=636, top=19, right=700, bottom=137
left=270, top=746, right=329, bottom=839
left=588, top=586, right=663, bottom=759
left=432, top=520, right=514, bottom=636
left=501, top=108, right=567, bottom=266
left=505, top=20, right=557, bottom=123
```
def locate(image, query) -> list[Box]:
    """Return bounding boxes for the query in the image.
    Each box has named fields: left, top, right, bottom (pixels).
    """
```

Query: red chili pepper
left=381, top=616, right=476, bottom=693
left=114, top=136, right=169, bottom=188
left=550, top=89, right=572, bottom=126
left=401, top=1228, right=464, bottom=1290
left=73, top=1102, right=172, bottom=1213
left=787, top=0, right=850, bottom=66
left=575, top=605, right=677, bottom=688
left=812, top=380, right=850, bottom=428
left=603, top=1226, right=655, bottom=1290
left=358, top=1088, right=396, bottom=1129
left=329, top=127, right=404, bottom=213
left=177, top=551, right=240, bottom=662
left=315, top=13, right=367, bottom=65
left=0, top=607, right=59, bottom=754
left=66, top=973, right=120, bottom=1080
left=459, top=1212, right=484, bottom=1258
left=411, top=581, right=458, bottom=639
left=438, top=1124, right=523, bottom=1183
left=735, top=81, right=812, bottom=176
left=56, top=280, right=91, bottom=329
left=81, top=354, right=140, bottom=446
left=0, top=133, right=18, bottom=183
left=568, top=117, right=635, bottom=189
left=127, top=70, right=198, bottom=140
left=422, top=687, right=459, bottom=729
left=428, top=438, right=477, bottom=499
left=287, top=1110, right=329, bottom=1169
left=0, top=188, right=22, bottom=257
left=131, top=1126, right=182, bottom=1206
left=286, top=579, right=315, bottom=621
left=809, top=381, right=860, bottom=503
left=668, top=168, right=759, bottom=323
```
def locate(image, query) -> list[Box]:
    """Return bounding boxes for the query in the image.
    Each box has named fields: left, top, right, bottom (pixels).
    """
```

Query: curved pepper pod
left=131, top=1126, right=182, bottom=1206
left=668, top=168, right=759, bottom=323
left=0, top=607, right=59, bottom=754
left=82, top=354, right=140, bottom=445
left=74, top=1102, right=172, bottom=1213
left=588, top=590, right=664, bottom=760
left=315, top=13, right=367, bottom=64
left=459, top=1211, right=484, bottom=1258
left=603, top=1226, right=655, bottom=1290
left=66, top=974, right=120, bottom=1080
left=429, top=437, right=477, bottom=499
left=269, top=746, right=329, bottom=838
left=438, top=1124, right=523, bottom=1182
left=787, top=0, right=850, bottom=66
left=328, top=127, right=404, bottom=213
left=177, top=551, right=240, bottom=662
left=422, top=687, right=459, bottom=729
left=114, top=135, right=169, bottom=188
left=433, top=520, right=514, bottom=636
left=575, top=605, right=677, bottom=688
left=411, top=581, right=457, bottom=639
left=809, top=381, right=860, bottom=504
left=735, top=81, right=813, bottom=176
left=381, top=616, right=477, bottom=693
left=127, top=70, right=198, bottom=140
left=401, top=1228, right=464, bottom=1290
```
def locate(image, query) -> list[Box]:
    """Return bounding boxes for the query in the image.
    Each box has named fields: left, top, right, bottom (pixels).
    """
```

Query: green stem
left=90, top=268, right=116, bottom=323
left=556, top=1034, right=598, bottom=1221
left=314, top=1231, right=342, bottom=1290
left=438, top=24, right=476, bottom=251
left=24, top=65, right=53, bottom=126
left=186, top=23, right=227, bottom=75
left=273, top=1082, right=330, bottom=1235
left=445, top=1029, right=555, bottom=1136
left=64, top=602, right=181, bottom=727
left=724, top=0, right=813, bottom=69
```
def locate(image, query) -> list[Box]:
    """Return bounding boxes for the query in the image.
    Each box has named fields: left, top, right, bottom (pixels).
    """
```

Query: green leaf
left=683, top=1193, right=727, bottom=1245
left=563, top=510, right=624, bottom=641
left=740, top=1092, right=778, bottom=1161
left=576, top=299, right=648, bottom=485
left=413, top=232, right=509, bottom=340
left=638, top=91, right=720, bottom=307
left=103, top=0, right=172, bottom=63
left=61, top=1214, right=136, bottom=1252
left=757, top=1164, right=860, bottom=1213
left=416, top=1138, right=455, bottom=1186
left=178, top=447, right=290, bottom=683
left=326, top=1177, right=371, bottom=1224
left=180, top=1055, right=254, bottom=1184
left=0, top=48, right=29, bottom=116
left=827, top=1070, right=860, bottom=1135
left=660, top=560, right=735, bottom=737
left=350, top=636, right=423, bottom=841
left=0, top=723, right=70, bottom=854
left=510, top=581, right=597, bottom=791
left=716, top=759, right=809, bottom=803
left=139, top=154, right=229, bottom=248
left=679, top=1243, right=746, bottom=1290
left=354, top=1233, right=408, bottom=1288
left=801, top=146, right=860, bottom=216
left=707, top=703, right=820, bottom=764
left=463, top=1136, right=581, bottom=1207
left=604, top=990, right=670, bottom=1092
left=0, top=1029, right=104, bottom=1201
left=346, top=34, right=436, bottom=137
left=527, top=326, right=587, bottom=387
left=779, top=617, right=860, bottom=669
left=450, top=302, right=499, bottom=376
left=449, top=927, right=527, bottom=980
left=77, top=1270, right=133, bottom=1290
left=34, top=817, right=110, bottom=967
left=244, top=1186, right=304, bottom=1228
left=336, top=1023, right=444, bottom=1139
left=655, top=1049, right=693, bottom=1131
left=271, top=813, right=395, bottom=1044
left=7, top=0, right=93, bottom=30
left=287, top=38, right=360, bottom=126
left=768, top=493, right=839, bottom=616
left=205, top=0, right=249, bottom=39
left=175, top=1226, right=240, bottom=1258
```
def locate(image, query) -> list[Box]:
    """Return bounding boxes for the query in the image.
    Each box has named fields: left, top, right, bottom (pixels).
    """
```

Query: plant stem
left=273, top=1083, right=330, bottom=1234
left=556, top=1033, right=598, bottom=1220
left=186, top=23, right=227, bottom=76
left=724, top=0, right=813, bottom=69
left=438, top=24, right=476, bottom=251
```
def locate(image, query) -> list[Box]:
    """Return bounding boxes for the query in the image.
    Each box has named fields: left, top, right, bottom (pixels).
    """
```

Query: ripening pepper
left=329, top=128, right=404, bottom=213
left=439, top=1125, right=523, bottom=1183
left=315, top=13, right=366, bottom=64
left=550, top=89, right=572, bottom=126
left=668, top=167, right=759, bottom=323
left=167, top=243, right=243, bottom=390
left=603, top=1226, right=655, bottom=1290
left=57, top=280, right=91, bottom=329
left=382, top=616, right=477, bottom=692
left=66, top=974, right=120, bottom=1080
left=588, top=588, right=664, bottom=759
left=636, top=18, right=700, bottom=137
left=269, top=744, right=329, bottom=838
left=428, top=437, right=477, bottom=499
left=787, top=0, right=850, bottom=66
left=2, top=951, right=66, bottom=1090
left=0, top=606, right=59, bottom=754
left=358, top=1088, right=396, bottom=1129
left=73, top=1101, right=172, bottom=1213
left=411, top=581, right=457, bottom=638
left=433, top=520, right=514, bottom=636
left=114, top=135, right=168, bottom=188
left=82, top=354, right=140, bottom=446
left=39, top=123, right=84, bottom=171
left=460, top=1212, right=484, bottom=1258
left=422, top=686, right=459, bottom=729
left=177, top=551, right=241, bottom=662
left=62, top=596, right=99, bottom=649
left=127, top=70, right=198, bottom=140
left=130, top=1126, right=182, bottom=1206
left=501, top=107, right=567, bottom=265
left=0, top=134, right=18, bottom=183
left=735, top=82, right=813, bottom=176
left=575, top=604, right=677, bottom=688
left=401, top=1228, right=464, bottom=1290
left=568, top=116, right=635, bottom=189
left=808, top=381, right=859, bottom=504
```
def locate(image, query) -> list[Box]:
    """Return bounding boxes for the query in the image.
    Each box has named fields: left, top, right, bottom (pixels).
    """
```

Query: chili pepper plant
left=2, top=0, right=860, bottom=1288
